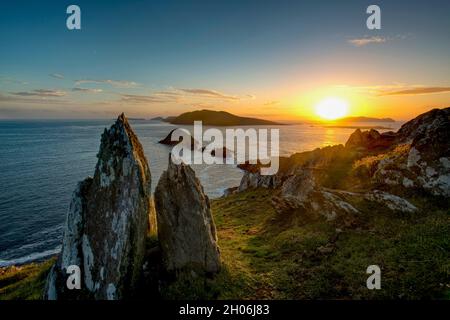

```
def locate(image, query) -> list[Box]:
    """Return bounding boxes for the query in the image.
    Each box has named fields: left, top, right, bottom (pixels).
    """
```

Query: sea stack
left=44, top=113, right=152, bottom=300
left=154, top=157, right=221, bottom=274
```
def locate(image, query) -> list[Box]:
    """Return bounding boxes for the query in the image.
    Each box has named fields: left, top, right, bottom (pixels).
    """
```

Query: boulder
left=158, top=128, right=198, bottom=150
left=154, top=157, right=221, bottom=274
left=272, top=170, right=359, bottom=221
left=358, top=107, right=450, bottom=196
left=364, top=190, right=417, bottom=213
left=45, top=113, right=152, bottom=300
left=345, top=128, right=396, bottom=152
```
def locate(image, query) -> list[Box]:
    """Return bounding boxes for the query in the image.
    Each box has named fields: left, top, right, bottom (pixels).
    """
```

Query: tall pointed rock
left=45, top=113, right=151, bottom=300
left=154, top=157, right=221, bottom=274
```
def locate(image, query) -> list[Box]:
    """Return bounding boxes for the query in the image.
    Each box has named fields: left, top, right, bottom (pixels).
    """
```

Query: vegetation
left=0, top=259, right=54, bottom=300
left=209, top=189, right=450, bottom=299
left=1, top=188, right=449, bottom=300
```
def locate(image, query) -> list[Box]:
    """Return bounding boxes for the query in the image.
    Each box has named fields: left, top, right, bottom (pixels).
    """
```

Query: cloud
left=119, top=94, right=168, bottom=104
left=72, top=87, right=103, bottom=93
left=348, top=36, right=387, bottom=47
left=264, top=100, right=280, bottom=106
left=10, top=89, right=66, bottom=97
left=49, top=73, right=64, bottom=79
left=178, top=88, right=241, bottom=101
left=0, top=92, right=68, bottom=104
left=342, top=83, right=450, bottom=97
left=377, top=87, right=450, bottom=96
left=153, top=90, right=183, bottom=97
left=0, top=76, right=28, bottom=85
left=75, top=79, right=140, bottom=88
left=112, top=88, right=252, bottom=105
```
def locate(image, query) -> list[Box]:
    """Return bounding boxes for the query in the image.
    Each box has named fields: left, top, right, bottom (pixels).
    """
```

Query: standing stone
left=154, top=157, right=221, bottom=274
left=45, top=113, right=151, bottom=300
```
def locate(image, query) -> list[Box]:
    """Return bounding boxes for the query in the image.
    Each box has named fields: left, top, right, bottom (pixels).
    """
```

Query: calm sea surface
left=0, top=119, right=402, bottom=267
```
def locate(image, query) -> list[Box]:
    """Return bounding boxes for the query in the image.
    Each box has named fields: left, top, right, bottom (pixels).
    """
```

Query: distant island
left=323, top=125, right=393, bottom=130
left=126, top=117, right=147, bottom=121
left=334, top=116, right=395, bottom=123
left=159, top=110, right=282, bottom=126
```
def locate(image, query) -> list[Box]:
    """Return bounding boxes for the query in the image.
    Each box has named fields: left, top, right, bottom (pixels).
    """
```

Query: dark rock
left=355, top=107, right=450, bottom=196
left=45, top=113, right=152, bottom=300
left=345, top=128, right=396, bottom=152
left=236, top=107, right=450, bottom=198
left=158, top=128, right=198, bottom=150
left=271, top=170, right=359, bottom=220
left=223, top=186, right=238, bottom=197
left=154, top=157, right=221, bottom=274
left=202, top=146, right=233, bottom=158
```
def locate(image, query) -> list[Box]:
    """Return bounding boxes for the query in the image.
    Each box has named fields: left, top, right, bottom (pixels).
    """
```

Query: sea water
left=0, top=119, right=401, bottom=267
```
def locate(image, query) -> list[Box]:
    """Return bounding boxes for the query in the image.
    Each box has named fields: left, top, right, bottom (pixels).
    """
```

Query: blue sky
left=0, top=0, right=449, bottom=119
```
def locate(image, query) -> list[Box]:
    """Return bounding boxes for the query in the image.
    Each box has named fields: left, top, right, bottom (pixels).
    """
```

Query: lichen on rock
left=154, top=156, right=221, bottom=274
left=44, top=113, right=152, bottom=300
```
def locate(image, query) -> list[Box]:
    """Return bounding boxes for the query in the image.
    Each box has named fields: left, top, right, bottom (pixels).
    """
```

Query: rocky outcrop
left=272, top=170, right=359, bottom=220
left=158, top=128, right=198, bottom=150
left=238, top=107, right=450, bottom=198
left=45, top=114, right=152, bottom=300
left=364, top=190, right=417, bottom=213
left=355, top=108, right=450, bottom=196
left=237, top=145, right=357, bottom=193
left=345, top=128, right=396, bottom=152
left=154, top=157, right=221, bottom=274
left=202, top=146, right=233, bottom=159
left=272, top=170, right=417, bottom=218
left=235, top=108, right=449, bottom=221
left=239, top=170, right=283, bottom=191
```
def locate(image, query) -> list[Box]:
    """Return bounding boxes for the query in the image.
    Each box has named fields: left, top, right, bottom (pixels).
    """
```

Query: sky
left=0, top=0, right=449, bottom=120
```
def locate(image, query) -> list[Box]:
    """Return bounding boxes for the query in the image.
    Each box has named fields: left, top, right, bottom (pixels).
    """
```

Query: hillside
left=168, top=110, right=281, bottom=126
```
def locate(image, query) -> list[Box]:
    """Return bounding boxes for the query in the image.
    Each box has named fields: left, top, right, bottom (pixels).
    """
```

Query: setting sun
left=315, top=97, right=349, bottom=120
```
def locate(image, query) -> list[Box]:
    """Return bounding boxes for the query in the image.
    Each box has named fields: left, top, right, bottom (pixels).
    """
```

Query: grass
left=1, top=188, right=449, bottom=300
left=208, top=188, right=450, bottom=300
left=0, top=259, right=54, bottom=300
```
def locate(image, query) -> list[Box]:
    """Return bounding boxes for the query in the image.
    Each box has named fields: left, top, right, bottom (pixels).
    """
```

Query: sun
left=315, top=97, right=349, bottom=120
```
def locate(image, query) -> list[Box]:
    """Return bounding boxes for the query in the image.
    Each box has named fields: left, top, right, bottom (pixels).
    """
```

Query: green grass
left=0, top=259, right=54, bottom=300
left=1, top=189, right=449, bottom=300
left=208, top=188, right=450, bottom=300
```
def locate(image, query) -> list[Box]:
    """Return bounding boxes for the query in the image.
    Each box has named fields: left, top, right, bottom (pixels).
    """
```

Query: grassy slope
left=1, top=189, right=449, bottom=300
left=0, top=259, right=53, bottom=300
left=211, top=189, right=450, bottom=300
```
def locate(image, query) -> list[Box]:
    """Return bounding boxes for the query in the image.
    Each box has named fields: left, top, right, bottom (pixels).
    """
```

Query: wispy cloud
left=178, top=88, right=241, bottom=101
left=348, top=36, right=387, bottom=47
left=72, top=87, right=103, bottom=93
left=10, top=89, right=66, bottom=97
left=340, top=83, right=450, bottom=97
left=0, top=92, right=68, bottom=104
left=49, top=73, right=64, bottom=79
left=119, top=94, right=168, bottom=104
left=0, top=76, right=28, bottom=85
left=75, top=79, right=140, bottom=88
left=153, top=90, right=184, bottom=97
left=377, top=86, right=450, bottom=96
left=264, top=100, right=280, bottom=106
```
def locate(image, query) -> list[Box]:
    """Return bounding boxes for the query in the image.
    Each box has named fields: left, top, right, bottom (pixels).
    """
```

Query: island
left=332, top=116, right=395, bottom=123
left=164, top=109, right=282, bottom=126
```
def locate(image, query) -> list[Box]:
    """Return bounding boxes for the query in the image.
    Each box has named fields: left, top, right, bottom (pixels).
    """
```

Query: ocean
left=0, top=119, right=402, bottom=267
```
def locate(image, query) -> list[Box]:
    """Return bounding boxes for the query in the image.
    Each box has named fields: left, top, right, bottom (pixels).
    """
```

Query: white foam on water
left=0, top=246, right=61, bottom=268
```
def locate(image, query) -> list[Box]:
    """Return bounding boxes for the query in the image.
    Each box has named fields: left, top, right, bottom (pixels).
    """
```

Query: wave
left=0, top=246, right=61, bottom=268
